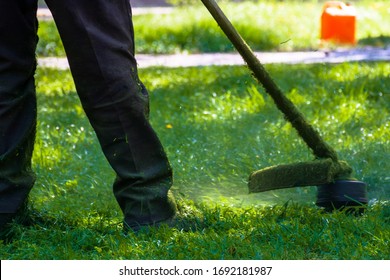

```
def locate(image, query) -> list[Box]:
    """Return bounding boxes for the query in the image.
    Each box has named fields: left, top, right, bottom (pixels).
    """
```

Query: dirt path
left=130, top=0, right=171, bottom=7
left=37, top=3, right=173, bottom=19
left=38, top=47, right=390, bottom=69
left=38, top=0, right=172, bottom=8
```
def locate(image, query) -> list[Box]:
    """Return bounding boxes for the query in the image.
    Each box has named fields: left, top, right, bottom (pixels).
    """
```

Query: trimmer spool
left=316, top=180, right=368, bottom=213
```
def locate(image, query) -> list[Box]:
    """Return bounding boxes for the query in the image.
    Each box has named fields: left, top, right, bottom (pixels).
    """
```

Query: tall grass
left=36, top=1, right=390, bottom=56
left=26, top=61, right=390, bottom=212
left=141, top=63, right=390, bottom=204
left=0, top=62, right=388, bottom=259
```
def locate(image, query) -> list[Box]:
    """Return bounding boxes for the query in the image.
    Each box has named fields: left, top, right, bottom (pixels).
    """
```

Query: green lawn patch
left=0, top=62, right=388, bottom=259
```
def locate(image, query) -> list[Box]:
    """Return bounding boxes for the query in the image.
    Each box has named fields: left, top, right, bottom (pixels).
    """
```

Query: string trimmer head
left=201, top=0, right=368, bottom=212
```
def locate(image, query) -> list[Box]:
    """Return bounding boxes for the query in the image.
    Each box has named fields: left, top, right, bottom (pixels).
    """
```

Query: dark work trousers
left=0, top=0, right=176, bottom=227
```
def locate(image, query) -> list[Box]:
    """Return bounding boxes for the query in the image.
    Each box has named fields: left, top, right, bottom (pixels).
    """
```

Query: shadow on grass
left=358, top=35, right=390, bottom=48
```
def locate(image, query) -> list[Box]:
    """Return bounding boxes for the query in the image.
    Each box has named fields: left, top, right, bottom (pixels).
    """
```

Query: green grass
left=2, top=201, right=389, bottom=259
left=0, top=62, right=389, bottom=259
left=36, top=0, right=390, bottom=56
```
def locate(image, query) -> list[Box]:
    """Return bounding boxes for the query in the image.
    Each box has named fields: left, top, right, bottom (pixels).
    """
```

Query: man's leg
left=0, top=0, right=38, bottom=226
left=45, top=0, right=176, bottom=229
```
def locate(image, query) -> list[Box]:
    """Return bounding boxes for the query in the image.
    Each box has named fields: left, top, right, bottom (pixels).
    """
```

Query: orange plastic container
left=320, top=1, right=357, bottom=44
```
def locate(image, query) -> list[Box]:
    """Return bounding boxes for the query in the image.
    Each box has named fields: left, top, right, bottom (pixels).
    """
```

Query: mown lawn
left=0, top=62, right=388, bottom=259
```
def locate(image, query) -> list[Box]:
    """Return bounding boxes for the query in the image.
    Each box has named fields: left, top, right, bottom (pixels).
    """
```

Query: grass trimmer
left=201, top=0, right=368, bottom=211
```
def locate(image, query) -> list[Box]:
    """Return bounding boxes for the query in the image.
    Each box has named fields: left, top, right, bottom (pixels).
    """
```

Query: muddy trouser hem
left=45, top=0, right=176, bottom=224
